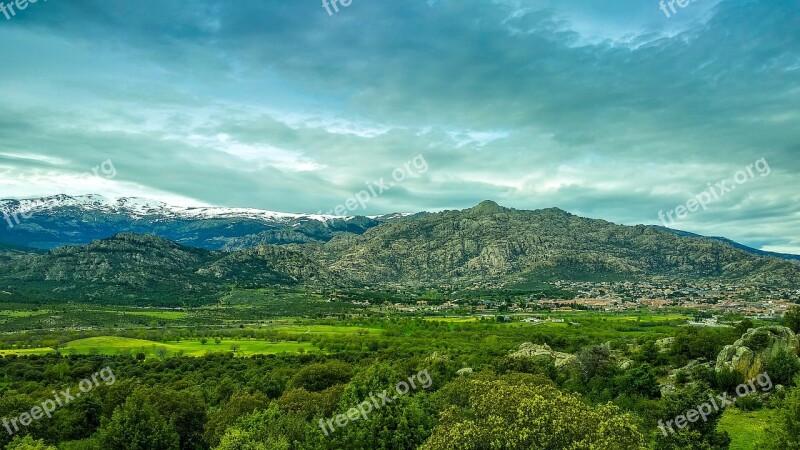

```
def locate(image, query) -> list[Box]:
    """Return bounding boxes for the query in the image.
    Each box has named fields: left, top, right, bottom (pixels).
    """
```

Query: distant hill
left=0, top=234, right=339, bottom=306
left=314, top=201, right=800, bottom=287
left=658, top=227, right=800, bottom=262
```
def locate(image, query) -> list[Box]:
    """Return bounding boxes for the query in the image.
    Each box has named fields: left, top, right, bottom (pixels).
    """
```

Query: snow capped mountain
left=0, top=194, right=359, bottom=223
left=0, top=195, right=403, bottom=250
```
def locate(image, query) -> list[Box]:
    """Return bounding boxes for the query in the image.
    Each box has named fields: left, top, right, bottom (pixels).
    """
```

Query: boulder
left=669, top=359, right=711, bottom=381
left=510, top=342, right=577, bottom=369
left=716, top=326, right=800, bottom=380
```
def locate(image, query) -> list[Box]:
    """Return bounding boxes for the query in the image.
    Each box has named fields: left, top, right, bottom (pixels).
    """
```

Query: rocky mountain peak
left=467, top=200, right=508, bottom=215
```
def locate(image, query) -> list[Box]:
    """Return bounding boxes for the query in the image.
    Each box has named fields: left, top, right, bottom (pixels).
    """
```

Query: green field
left=96, top=310, right=190, bottom=320
left=0, top=336, right=319, bottom=358
left=268, top=324, right=381, bottom=335
left=0, top=310, right=51, bottom=318
left=423, top=317, right=479, bottom=323
left=0, top=346, right=56, bottom=356
left=718, top=407, right=777, bottom=450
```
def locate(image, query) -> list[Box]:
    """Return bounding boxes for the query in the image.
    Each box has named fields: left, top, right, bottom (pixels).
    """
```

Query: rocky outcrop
left=656, top=337, right=675, bottom=352
left=456, top=368, right=474, bottom=376
left=510, top=343, right=577, bottom=369
left=670, top=359, right=711, bottom=380
left=716, top=326, right=800, bottom=380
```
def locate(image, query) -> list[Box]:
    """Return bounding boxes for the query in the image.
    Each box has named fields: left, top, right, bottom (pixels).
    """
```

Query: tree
left=635, top=340, right=663, bottom=366
left=765, top=349, right=800, bottom=386
left=421, top=378, right=645, bottom=449
left=735, top=318, right=755, bottom=337
left=138, top=388, right=207, bottom=450
left=576, top=344, right=616, bottom=381
left=276, top=384, right=344, bottom=419
left=782, top=306, right=800, bottom=334
left=4, top=436, right=56, bottom=450
left=53, top=394, right=103, bottom=442
left=154, top=346, right=169, bottom=359
left=495, top=355, right=557, bottom=380
left=760, top=385, right=800, bottom=449
left=289, top=360, right=353, bottom=392
left=97, top=393, right=180, bottom=450
left=615, top=363, right=661, bottom=399
left=216, top=404, right=311, bottom=450
left=670, top=327, right=735, bottom=362
left=654, top=385, right=730, bottom=450
left=203, top=391, right=269, bottom=447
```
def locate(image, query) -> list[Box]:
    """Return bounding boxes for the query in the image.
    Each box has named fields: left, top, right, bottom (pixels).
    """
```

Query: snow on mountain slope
left=0, top=194, right=357, bottom=223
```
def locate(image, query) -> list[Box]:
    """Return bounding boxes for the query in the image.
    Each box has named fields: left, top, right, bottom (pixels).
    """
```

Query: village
left=343, top=280, right=800, bottom=319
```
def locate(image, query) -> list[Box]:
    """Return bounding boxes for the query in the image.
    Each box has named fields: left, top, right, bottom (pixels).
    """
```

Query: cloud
left=0, top=0, right=797, bottom=252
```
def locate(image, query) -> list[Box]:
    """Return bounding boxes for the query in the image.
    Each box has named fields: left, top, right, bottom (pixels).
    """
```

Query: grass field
left=0, top=310, right=51, bottom=318
left=0, top=347, right=57, bottom=356
left=423, top=317, right=479, bottom=323
left=268, top=325, right=380, bottom=335
left=90, top=310, right=190, bottom=320
left=0, top=336, right=319, bottom=358
left=718, top=407, right=777, bottom=450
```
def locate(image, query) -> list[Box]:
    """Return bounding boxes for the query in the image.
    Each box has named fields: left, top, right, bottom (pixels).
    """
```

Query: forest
left=1, top=299, right=800, bottom=449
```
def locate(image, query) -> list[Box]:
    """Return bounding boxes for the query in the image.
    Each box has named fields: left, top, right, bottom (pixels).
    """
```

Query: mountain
left=658, top=227, right=800, bottom=262
left=0, top=194, right=397, bottom=250
left=313, top=201, right=800, bottom=287
left=2, top=195, right=797, bottom=266
left=1, top=199, right=798, bottom=306
left=0, top=233, right=338, bottom=306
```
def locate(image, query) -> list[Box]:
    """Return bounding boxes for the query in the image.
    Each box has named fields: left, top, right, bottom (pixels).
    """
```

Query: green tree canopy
left=421, top=378, right=645, bottom=449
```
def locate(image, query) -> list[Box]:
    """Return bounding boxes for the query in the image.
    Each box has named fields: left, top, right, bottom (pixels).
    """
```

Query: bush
left=736, top=393, right=764, bottom=411
left=766, top=350, right=800, bottom=386
left=614, top=364, right=661, bottom=399
left=781, top=306, right=800, bottom=334
left=715, top=368, right=744, bottom=392
left=495, top=355, right=557, bottom=380
left=745, top=329, right=771, bottom=351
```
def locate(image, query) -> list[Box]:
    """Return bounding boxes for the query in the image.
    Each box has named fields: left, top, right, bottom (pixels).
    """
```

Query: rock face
left=716, top=326, right=800, bottom=380
left=510, top=343, right=577, bottom=369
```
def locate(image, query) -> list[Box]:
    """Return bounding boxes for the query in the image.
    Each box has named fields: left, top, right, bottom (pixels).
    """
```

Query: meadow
left=0, top=336, right=319, bottom=358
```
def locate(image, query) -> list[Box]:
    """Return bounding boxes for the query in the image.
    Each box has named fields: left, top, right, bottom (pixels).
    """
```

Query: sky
left=0, top=0, right=798, bottom=253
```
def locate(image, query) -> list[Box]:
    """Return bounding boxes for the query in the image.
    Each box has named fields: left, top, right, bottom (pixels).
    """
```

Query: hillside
left=1, top=201, right=798, bottom=306
left=0, top=234, right=338, bottom=305
left=314, top=201, right=800, bottom=287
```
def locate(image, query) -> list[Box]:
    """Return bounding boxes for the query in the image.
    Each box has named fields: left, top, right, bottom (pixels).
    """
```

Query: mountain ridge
left=1, top=195, right=797, bottom=261
left=1, top=197, right=799, bottom=306
left=311, top=204, right=800, bottom=287
left=0, top=194, right=401, bottom=251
